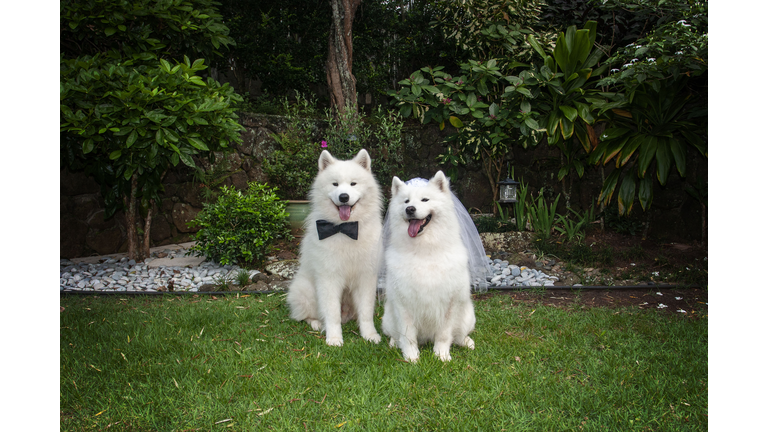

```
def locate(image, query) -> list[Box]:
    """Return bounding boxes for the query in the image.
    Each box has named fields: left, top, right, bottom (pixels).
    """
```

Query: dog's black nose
left=406, top=206, right=415, bottom=215
left=339, top=193, right=349, bottom=203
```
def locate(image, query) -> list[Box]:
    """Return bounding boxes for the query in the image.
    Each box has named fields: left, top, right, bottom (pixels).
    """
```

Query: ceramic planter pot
left=285, top=200, right=311, bottom=236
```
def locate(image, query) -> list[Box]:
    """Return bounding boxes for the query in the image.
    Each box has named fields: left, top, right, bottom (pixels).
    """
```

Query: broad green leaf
left=109, top=150, right=122, bottom=160
left=655, top=137, right=672, bottom=185
left=637, top=136, right=658, bottom=178
left=603, top=136, right=629, bottom=166
left=638, top=173, right=654, bottom=211
left=179, top=152, right=195, bottom=168
left=524, top=117, right=539, bottom=130
left=82, top=139, right=94, bottom=154
left=489, top=103, right=499, bottom=116
left=559, top=105, right=578, bottom=122
left=449, top=116, right=464, bottom=128
left=126, top=130, right=137, bottom=148
left=617, top=174, right=636, bottom=215
left=560, top=117, right=574, bottom=139
left=618, top=135, right=643, bottom=166
left=412, top=85, right=422, bottom=97
left=546, top=113, right=560, bottom=136
left=599, top=168, right=621, bottom=205
left=600, top=127, right=630, bottom=141
left=558, top=166, right=569, bottom=181
left=188, top=137, right=209, bottom=151
left=521, top=100, right=531, bottom=113
left=669, top=137, right=686, bottom=177
left=105, top=27, right=117, bottom=36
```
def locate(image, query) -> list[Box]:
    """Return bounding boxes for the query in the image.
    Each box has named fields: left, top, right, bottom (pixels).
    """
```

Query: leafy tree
left=589, top=5, right=707, bottom=215
left=60, top=0, right=244, bottom=261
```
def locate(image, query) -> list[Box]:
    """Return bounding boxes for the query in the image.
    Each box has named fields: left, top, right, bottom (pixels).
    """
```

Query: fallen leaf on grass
left=214, top=418, right=232, bottom=424
left=94, top=409, right=107, bottom=417
left=173, top=378, right=179, bottom=388
left=336, top=421, right=347, bottom=427
left=515, top=356, right=521, bottom=362
left=258, top=408, right=273, bottom=416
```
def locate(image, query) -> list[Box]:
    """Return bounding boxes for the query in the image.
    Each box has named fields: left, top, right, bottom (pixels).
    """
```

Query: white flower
left=677, top=309, right=686, bottom=313
left=657, top=304, right=668, bottom=309
left=630, top=263, right=635, bottom=266
left=647, top=58, right=655, bottom=63
left=652, top=272, right=660, bottom=277
left=675, top=297, right=682, bottom=300
left=630, top=58, right=639, bottom=63
left=675, top=51, right=684, bottom=55
left=610, top=68, right=620, bottom=73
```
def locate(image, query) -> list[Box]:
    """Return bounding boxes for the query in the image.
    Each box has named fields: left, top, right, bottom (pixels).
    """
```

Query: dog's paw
left=363, top=332, right=382, bottom=344
left=308, top=319, right=323, bottom=331
left=402, top=347, right=419, bottom=363
left=434, top=348, right=452, bottom=362
left=325, top=336, right=344, bottom=347
left=388, top=337, right=396, bottom=348
left=464, top=336, right=475, bottom=350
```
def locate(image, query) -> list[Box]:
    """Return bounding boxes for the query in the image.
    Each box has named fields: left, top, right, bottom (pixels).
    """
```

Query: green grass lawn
left=60, top=292, right=707, bottom=431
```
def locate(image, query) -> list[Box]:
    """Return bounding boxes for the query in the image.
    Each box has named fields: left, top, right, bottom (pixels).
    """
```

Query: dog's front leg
left=396, top=310, right=420, bottom=362
left=352, top=277, right=381, bottom=344
left=317, top=282, right=344, bottom=346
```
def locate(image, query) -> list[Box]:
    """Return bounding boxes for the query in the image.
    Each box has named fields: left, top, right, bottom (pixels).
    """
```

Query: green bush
left=187, top=183, right=291, bottom=267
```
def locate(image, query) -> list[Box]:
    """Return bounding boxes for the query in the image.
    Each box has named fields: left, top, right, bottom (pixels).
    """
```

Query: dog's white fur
left=381, top=171, right=476, bottom=362
left=286, top=149, right=382, bottom=346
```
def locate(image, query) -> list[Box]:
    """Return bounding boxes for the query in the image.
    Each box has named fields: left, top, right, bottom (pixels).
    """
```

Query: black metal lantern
left=497, top=177, right=520, bottom=203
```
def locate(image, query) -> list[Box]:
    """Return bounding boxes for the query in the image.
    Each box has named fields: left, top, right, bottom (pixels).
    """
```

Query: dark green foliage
left=187, top=183, right=291, bottom=267
left=60, top=0, right=236, bottom=60
left=600, top=202, right=645, bottom=236
left=60, top=55, right=244, bottom=218
left=473, top=215, right=516, bottom=233
left=60, top=0, right=244, bottom=259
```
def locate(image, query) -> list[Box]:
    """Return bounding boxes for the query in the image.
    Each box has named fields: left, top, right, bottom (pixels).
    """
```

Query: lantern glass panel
left=500, top=184, right=517, bottom=202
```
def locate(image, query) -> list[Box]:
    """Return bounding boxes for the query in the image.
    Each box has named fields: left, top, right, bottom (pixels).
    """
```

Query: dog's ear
left=430, top=170, right=450, bottom=193
left=391, top=176, right=405, bottom=197
left=318, top=150, right=336, bottom=171
left=352, top=149, right=372, bottom=171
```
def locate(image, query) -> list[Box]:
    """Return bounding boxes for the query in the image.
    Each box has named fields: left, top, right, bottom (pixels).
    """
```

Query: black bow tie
left=316, top=220, right=359, bottom=240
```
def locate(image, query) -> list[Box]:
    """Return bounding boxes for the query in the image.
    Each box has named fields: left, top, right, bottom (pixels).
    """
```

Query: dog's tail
left=286, top=274, right=317, bottom=321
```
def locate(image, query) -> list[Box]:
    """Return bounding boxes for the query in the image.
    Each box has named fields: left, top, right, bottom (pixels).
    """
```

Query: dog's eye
left=351, top=182, right=357, bottom=186
left=404, top=199, right=410, bottom=204
left=421, top=198, right=429, bottom=202
left=333, top=182, right=338, bottom=186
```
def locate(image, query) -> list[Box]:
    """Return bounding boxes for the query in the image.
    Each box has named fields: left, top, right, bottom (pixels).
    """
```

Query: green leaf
left=600, top=128, right=630, bottom=141
left=489, top=103, right=499, bottom=117
left=599, top=168, right=621, bottom=206
left=617, top=174, right=636, bottom=215
left=638, top=174, right=654, bottom=211
left=546, top=113, right=560, bottom=136
left=109, top=150, right=122, bottom=160
left=126, top=130, right=137, bottom=148
left=524, top=117, right=539, bottom=130
left=559, top=106, right=578, bottom=122
left=449, top=116, right=464, bottom=128
left=521, top=100, right=531, bottom=113
left=669, top=137, right=686, bottom=177
left=188, top=137, right=210, bottom=151
left=179, top=152, right=195, bottom=168
left=82, top=139, right=94, bottom=154
left=655, top=137, right=672, bottom=185
left=637, top=136, right=658, bottom=178
left=559, top=117, right=574, bottom=140
left=105, top=27, right=117, bottom=36
left=618, top=135, right=643, bottom=166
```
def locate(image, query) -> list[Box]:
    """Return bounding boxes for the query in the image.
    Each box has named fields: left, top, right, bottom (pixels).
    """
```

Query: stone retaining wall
left=60, top=113, right=707, bottom=258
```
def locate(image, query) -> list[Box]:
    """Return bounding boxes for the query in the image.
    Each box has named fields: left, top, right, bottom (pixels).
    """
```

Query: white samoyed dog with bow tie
left=381, top=171, right=476, bottom=362
left=286, top=149, right=383, bottom=346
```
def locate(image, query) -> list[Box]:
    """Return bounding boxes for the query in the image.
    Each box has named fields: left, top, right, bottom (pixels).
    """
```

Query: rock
left=264, top=260, right=299, bottom=279
left=171, top=203, right=202, bottom=233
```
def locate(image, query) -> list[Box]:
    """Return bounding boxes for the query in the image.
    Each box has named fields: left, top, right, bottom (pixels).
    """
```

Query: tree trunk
left=142, top=201, right=154, bottom=260
left=125, top=172, right=141, bottom=262
left=326, top=0, right=361, bottom=117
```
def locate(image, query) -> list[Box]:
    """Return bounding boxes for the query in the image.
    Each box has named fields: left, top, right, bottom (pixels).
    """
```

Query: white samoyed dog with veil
left=380, top=171, right=491, bottom=362
left=286, top=149, right=382, bottom=347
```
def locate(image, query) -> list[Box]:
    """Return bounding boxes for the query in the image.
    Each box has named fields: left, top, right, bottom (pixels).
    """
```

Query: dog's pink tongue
left=408, top=219, right=421, bottom=238
left=339, top=205, right=351, bottom=221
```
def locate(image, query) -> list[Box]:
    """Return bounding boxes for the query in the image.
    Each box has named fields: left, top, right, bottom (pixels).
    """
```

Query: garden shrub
left=188, top=183, right=291, bottom=267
